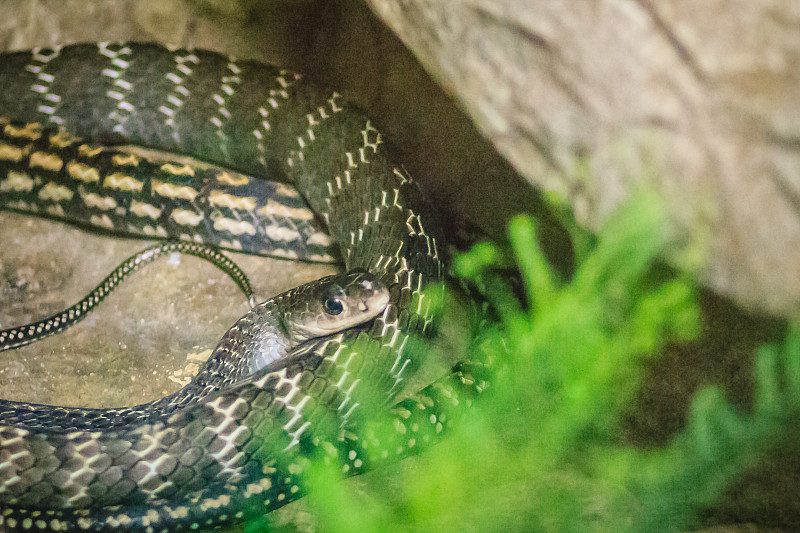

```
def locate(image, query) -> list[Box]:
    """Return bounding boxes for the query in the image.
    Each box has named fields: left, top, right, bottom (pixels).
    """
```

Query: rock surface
left=367, top=0, right=800, bottom=316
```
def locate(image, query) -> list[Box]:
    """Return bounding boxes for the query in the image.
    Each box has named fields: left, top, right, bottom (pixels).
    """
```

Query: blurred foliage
left=246, top=193, right=800, bottom=532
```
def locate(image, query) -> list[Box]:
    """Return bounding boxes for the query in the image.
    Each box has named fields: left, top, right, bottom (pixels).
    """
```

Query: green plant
left=248, top=193, right=800, bottom=532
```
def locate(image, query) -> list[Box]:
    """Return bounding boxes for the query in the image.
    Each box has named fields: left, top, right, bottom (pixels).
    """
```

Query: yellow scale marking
left=129, top=200, right=162, bottom=219
left=265, top=225, right=301, bottom=242
left=45, top=204, right=66, bottom=217
left=103, top=172, right=144, bottom=192
left=89, top=214, right=115, bottom=229
left=170, top=208, right=204, bottom=226
left=78, top=144, right=104, bottom=158
left=67, top=161, right=100, bottom=183
left=142, top=225, right=168, bottom=237
left=0, top=142, right=25, bottom=162
left=81, top=191, right=118, bottom=210
left=111, top=153, right=140, bottom=166
left=38, top=182, right=74, bottom=202
left=257, top=199, right=314, bottom=220
left=214, top=217, right=257, bottom=235
left=49, top=130, right=79, bottom=148
left=219, top=238, right=243, bottom=250
left=29, top=151, right=65, bottom=172
left=0, top=170, right=34, bottom=191
left=4, top=122, right=41, bottom=140
left=274, top=182, right=299, bottom=197
left=215, top=171, right=249, bottom=186
left=160, top=162, right=195, bottom=176
left=209, top=190, right=257, bottom=210
left=200, top=494, right=231, bottom=510
left=306, top=232, right=331, bottom=245
left=152, top=180, right=199, bottom=201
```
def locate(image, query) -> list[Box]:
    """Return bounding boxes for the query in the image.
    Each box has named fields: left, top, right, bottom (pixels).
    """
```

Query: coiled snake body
left=0, top=43, right=486, bottom=532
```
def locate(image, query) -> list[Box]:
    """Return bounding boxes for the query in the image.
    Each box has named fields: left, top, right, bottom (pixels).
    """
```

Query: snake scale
left=0, top=42, right=490, bottom=532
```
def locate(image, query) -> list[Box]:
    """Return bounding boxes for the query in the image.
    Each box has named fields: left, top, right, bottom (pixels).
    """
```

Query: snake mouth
left=330, top=291, right=389, bottom=333
left=360, top=287, right=391, bottom=312
left=365, top=290, right=391, bottom=315
left=328, top=289, right=390, bottom=332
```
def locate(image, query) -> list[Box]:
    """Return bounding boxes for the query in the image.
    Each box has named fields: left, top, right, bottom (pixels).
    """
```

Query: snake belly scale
left=0, top=42, right=488, bottom=532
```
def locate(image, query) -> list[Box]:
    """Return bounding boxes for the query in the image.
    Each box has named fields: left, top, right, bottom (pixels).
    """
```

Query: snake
left=0, top=42, right=490, bottom=532
left=0, top=240, right=257, bottom=351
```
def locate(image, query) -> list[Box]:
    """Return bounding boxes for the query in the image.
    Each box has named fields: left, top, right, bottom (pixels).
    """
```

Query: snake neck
left=0, top=42, right=454, bottom=533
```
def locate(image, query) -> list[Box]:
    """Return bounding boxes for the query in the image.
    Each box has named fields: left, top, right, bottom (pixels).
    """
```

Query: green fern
left=249, top=193, right=799, bottom=532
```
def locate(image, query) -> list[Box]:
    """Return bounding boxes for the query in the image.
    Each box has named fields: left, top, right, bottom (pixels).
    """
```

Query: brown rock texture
left=368, top=0, right=800, bottom=316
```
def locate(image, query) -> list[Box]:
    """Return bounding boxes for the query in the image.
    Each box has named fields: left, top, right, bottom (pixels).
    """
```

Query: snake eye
left=323, top=297, right=344, bottom=316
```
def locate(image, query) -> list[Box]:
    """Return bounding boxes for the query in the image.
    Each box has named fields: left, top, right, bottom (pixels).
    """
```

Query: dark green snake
left=0, top=42, right=488, bottom=532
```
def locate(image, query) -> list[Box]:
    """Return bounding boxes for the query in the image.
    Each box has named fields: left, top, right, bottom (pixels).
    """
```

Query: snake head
left=285, top=269, right=390, bottom=344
